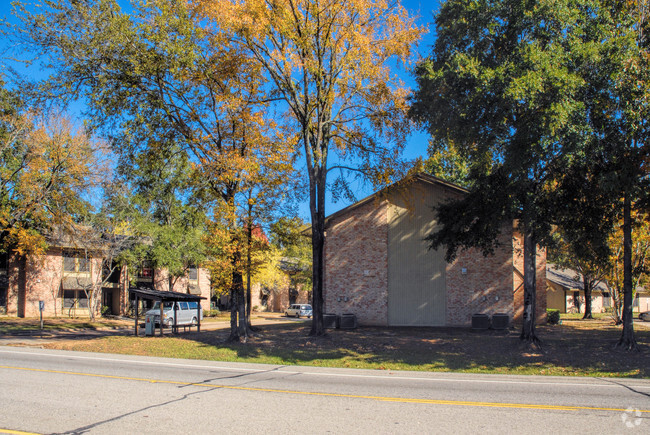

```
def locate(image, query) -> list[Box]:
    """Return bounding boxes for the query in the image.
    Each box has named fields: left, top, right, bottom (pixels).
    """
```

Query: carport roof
left=129, top=287, right=206, bottom=302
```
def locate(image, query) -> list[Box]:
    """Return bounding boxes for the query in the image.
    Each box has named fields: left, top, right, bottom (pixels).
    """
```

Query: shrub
left=204, top=309, right=220, bottom=318
left=547, top=309, right=560, bottom=325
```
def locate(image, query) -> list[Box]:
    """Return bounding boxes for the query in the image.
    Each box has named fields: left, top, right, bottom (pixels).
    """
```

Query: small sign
left=39, top=300, right=44, bottom=331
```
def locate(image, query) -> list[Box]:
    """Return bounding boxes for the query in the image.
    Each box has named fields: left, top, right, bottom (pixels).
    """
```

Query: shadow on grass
left=20, top=318, right=650, bottom=378
left=177, top=321, right=650, bottom=378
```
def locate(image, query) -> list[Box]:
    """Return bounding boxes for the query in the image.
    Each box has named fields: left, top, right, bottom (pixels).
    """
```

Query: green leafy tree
left=549, top=158, right=617, bottom=319
left=549, top=0, right=650, bottom=349
left=121, top=140, right=207, bottom=291
left=423, top=139, right=472, bottom=187
left=410, top=0, right=607, bottom=345
left=412, top=0, right=649, bottom=349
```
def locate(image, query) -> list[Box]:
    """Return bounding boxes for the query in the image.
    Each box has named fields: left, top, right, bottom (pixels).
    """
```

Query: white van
left=145, top=301, right=203, bottom=327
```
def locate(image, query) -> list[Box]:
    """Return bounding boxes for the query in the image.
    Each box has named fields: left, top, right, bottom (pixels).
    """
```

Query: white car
left=640, top=311, right=650, bottom=322
left=285, top=304, right=312, bottom=318
left=145, top=301, right=203, bottom=327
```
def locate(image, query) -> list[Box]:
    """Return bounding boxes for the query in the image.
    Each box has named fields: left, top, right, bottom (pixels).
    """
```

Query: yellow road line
left=0, top=429, right=41, bottom=435
left=1, top=365, right=649, bottom=414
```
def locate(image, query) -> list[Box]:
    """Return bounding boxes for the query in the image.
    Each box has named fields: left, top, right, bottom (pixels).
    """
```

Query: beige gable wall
left=387, top=180, right=448, bottom=326
left=323, top=174, right=547, bottom=327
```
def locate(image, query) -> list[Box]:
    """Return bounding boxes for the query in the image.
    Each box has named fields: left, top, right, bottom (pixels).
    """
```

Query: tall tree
left=120, top=140, right=207, bottom=292
left=548, top=0, right=649, bottom=349
left=1, top=109, right=99, bottom=256
left=10, top=0, right=293, bottom=341
left=412, top=0, right=650, bottom=349
left=197, top=0, right=423, bottom=335
left=583, top=0, right=650, bottom=350
left=410, top=0, right=604, bottom=345
left=549, top=158, right=615, bottom=319
left=602, top=211, right=650, bottom=325
left=548, top=233, right=610, bottom=320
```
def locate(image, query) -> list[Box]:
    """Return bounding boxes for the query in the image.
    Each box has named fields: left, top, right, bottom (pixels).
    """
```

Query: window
left=103, top=262, right=121, bottom=284
left=603, top=292, right=611, bottom=308
left=152, top=301, right=174, bottom=310
left=63, top=255, right=76, bottom=272
left=62, top=289, right=89, bottom=308
left=188, top=302, right=198, bottom=310
left=0, top=252, right=7, bottom=272
left=179, top=302, right=189, bottom=310
left=63, top=251, right=91, bottom=273
left=138, top=261, right=153, bottom=279
left=188, top=267, right=198, bottom=280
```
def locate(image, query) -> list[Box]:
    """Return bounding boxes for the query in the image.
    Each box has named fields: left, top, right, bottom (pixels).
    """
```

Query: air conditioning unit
left=323, top=313, right=340, bottom=329
left=339, top=313, right=357, bottom=329
left=491, top=313, right=510, bottom=330
left=471, top=313, right=490, bottom=330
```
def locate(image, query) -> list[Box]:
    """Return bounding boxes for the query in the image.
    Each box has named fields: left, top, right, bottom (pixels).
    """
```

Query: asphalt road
left=0, top=346, right=649, bottom=434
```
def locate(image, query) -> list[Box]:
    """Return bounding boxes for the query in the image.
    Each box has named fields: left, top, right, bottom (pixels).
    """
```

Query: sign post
left=39, top=300, right=44, bottom=330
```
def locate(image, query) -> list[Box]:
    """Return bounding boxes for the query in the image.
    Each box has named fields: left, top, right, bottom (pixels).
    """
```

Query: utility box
left=491, top=313, right=510, bottom=330
left=145, top=317, right=155, bottom=336
left=323, top=313, right=339, bottom=329
left=339, top=313, right=357, bottom=329
left=471, top=313, right=490, bottom=330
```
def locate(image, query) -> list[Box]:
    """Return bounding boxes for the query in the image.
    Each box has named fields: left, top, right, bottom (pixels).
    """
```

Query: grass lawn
left=4, top=315, right=648, bottom=378
left=0, top=316, right=133, bottom=333
left=559, top=312, right=614, bottom=321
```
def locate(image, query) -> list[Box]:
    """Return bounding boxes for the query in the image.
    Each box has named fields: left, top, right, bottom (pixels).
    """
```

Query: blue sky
left=1, top=0, right=444, bottom=220
left=322, top=0, right=442, bottom=216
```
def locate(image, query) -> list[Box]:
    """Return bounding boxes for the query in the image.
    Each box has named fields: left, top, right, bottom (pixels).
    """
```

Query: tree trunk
left=244, top=206, right=259, bottom=334
left=17, top=254, right=26, bottom=318
left=611, top=286, right=623, bottom=325
left=235, top=268, right=247, bottom=342
left=288, top=276, right=296, bottom=305
left=616, top=194, right=638, bottom=351
left=520, top=226, right=541, bottom=347
left=227, top=277, right=239, bottom=342
left=582, top=275, right=593, bottom=319
left=227, top=245, right=248, bottom=342
left=308, top=169, right=326, bottom=337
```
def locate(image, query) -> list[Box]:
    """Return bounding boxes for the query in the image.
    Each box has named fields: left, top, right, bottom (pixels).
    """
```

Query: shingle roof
left=129, top=287, right=205, bottom=302
left=546, top=264, right=609, bottom=292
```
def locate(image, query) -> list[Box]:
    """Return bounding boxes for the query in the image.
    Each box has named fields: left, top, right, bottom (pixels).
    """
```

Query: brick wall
left=324, top=198, right=389, bottom=325
left=7, top=250, right=64, bottom=317
left=446, top=229, right=515, bottom=326
left=4, top=249, right=213, bottom=317
left=198, top=267, right=211, bottom=312
left=250, top=282, right=310, bottom=313
left=512, top=232, right=547, bottom=325
left=154, top=268, right=171, bottom=292
left=6, top=249, right=107, bottom=317
left=323, top=178, right=548, bottom=327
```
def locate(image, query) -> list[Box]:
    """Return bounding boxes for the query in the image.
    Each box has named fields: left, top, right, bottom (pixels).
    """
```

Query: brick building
left=250, top=282, right=311, bottom=313
left=546, top=264, right=649, bottom=314
left=324, top=173, right=546, bottom=327
left=0, top=247, right=211, bottom=318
